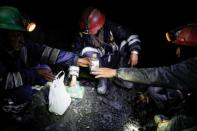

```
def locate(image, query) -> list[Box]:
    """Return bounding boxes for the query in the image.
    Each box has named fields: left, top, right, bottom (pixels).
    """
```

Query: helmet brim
left=0, top=23, right=26, bottom=31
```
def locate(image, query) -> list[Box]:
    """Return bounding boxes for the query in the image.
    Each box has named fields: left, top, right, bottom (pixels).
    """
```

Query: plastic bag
left=48, top=71, right=71, bottom=115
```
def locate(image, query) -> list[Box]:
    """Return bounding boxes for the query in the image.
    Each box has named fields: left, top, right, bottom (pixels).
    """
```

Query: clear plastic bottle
left=89, top=53, right=99, bottom=73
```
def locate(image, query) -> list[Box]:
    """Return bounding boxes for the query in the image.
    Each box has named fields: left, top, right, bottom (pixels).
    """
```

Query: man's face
left=7, top=31, right=25, bottom=51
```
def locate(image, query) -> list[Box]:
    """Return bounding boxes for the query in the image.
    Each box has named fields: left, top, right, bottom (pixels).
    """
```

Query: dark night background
left=1, top=0, right=197, bottom=67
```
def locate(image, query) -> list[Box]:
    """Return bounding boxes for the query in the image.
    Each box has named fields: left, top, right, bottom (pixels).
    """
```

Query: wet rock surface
left=2, top=79, right=155, bottom=131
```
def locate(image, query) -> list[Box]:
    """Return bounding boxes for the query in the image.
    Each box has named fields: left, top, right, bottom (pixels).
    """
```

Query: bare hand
left=36, top=68, right=55, bottom=81
left=128, top=53, right=138, bottom=67
left=77, top=57, right=90, bottom=67
left=91, top=68, right=117, bottom=78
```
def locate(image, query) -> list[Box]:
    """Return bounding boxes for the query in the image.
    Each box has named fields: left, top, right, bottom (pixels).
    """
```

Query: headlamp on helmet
left=24, top=18, right=36, bottom=32
left=166, top=24, right=197, bottom=47
left=166, top=26, right=183, bottom=42
left=0, top=6, right=36, bottom=32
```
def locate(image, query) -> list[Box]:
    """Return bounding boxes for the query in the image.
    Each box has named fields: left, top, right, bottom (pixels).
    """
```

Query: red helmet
left=166, top=24, right=197, bottom=47
left=80, top=7, right=105, bottom=35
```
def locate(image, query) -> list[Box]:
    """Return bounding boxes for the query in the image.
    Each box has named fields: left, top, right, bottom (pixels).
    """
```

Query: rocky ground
left=2, top=75, right=157, bottom=131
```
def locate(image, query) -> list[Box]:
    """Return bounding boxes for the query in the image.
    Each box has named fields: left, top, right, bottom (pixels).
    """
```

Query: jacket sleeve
left=116, top=57, right=197, bottom=91
left=26, top=42, right=79, bottom=66
left=107, top=21, right=142, bottom=53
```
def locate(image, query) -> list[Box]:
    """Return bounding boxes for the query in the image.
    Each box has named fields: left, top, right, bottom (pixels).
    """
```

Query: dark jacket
left=116, top=56, right=197, bottom=92
left=73, top=20, right=141, bottom=67
left=0, top=41, right=78, bottom=90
